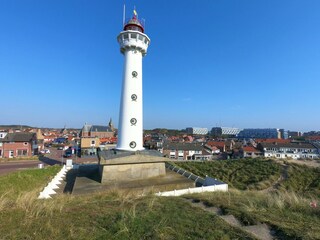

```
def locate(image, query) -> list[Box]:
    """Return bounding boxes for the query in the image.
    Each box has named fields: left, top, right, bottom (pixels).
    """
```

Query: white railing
left=156, top=184, right=228, bottom=197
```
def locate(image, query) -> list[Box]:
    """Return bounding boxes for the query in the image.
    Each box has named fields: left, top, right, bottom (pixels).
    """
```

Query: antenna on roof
left=122, top=3, right=126, bottom=27
left=142, top=18, right=146, bottom=29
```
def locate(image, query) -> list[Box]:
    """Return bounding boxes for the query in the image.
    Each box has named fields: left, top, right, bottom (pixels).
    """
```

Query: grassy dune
left=0, top=165, right=60, bottom=200
left=188, top=190, right=320, bottom=240
left=0, top=191, right=254, bottom=239
left=0, top=167, right=253, bottom=239
left=173, top=159, right=281, bottom=190
left=0, top=161, right=319, bottom=239
left=280, top=163, right=320, bottom=197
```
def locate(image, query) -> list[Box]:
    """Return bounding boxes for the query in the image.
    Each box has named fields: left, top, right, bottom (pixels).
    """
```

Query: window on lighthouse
left=132, top=71, right=138, bottom=78
left=131, top=94, right=137, bottom=101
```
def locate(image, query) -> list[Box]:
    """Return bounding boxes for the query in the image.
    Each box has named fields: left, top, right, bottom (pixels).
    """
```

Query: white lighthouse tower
left=116, top=10, right=150, bottom=151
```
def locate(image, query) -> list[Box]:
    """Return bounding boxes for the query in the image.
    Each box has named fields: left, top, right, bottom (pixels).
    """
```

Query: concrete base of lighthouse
left=63, top=150, right=196, bottom=195
left=98, top=150, right=167, bottom=184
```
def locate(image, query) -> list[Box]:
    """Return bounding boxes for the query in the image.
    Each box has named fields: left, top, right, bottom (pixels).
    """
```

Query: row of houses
left=0, top=127, right=78, bottom=159
left=0, top=120, right=116, bottom=158
left=158, top=139, right=320, bottom=161
left=259, top=142, right=319, bottom=159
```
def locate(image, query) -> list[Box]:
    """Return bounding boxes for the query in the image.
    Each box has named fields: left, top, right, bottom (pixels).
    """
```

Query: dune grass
left=0, top=190, right=255, bottom=240
left=172, top=158, right=281, bottom=190
left=0, top=156, right=39, bottom=162
left=0, top=165, right=60, bottom=200
left=0, top=161, right=319, bottom=239
left=0, top=168, right=254, bottom=239
left=187, top=190, right=320, bottom=240
left=279, top=163, right=320, bottom=198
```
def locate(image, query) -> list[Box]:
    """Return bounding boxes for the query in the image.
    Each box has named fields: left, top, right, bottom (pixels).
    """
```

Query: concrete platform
left=98, top=149, right=168, bottom=183
left=69, top=164, right=195, bottom=195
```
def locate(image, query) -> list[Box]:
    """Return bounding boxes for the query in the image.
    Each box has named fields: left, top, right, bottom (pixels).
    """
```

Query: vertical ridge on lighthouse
left=116, top=9, right=150, bottom=151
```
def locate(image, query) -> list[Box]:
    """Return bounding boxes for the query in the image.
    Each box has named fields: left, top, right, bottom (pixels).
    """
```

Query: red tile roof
left=207, top=141, right=225, bottom=148
left=242, top=146, right=261, bottom=153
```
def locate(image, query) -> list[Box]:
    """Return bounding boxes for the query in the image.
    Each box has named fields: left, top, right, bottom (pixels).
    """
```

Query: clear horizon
left=1, top=1, right=319, bottom=132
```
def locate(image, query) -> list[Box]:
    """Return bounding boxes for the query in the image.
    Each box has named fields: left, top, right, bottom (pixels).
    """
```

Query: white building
left=238, top=128, right=281, bottom=139
left=0, top=132, right=7, bottom=139
left=211, top=127, right=242, bottom=136
left=186, top=127, right=208, bottom=135
left=259, top=142, right=319, bottom=159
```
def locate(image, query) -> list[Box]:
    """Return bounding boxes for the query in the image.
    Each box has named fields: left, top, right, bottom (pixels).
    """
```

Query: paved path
left=0, top=160, right=40, bottom=176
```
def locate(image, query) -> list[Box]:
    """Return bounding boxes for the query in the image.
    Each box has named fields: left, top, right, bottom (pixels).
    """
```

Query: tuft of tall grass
left=0, top=190, right=12, bottom=211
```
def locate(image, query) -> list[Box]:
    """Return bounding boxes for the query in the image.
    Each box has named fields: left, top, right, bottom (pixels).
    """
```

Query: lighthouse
left=116, top=10, right=150, bottom=151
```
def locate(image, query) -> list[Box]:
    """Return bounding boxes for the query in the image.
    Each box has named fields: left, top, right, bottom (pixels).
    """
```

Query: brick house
left=0, top=132, right=37, bottom=158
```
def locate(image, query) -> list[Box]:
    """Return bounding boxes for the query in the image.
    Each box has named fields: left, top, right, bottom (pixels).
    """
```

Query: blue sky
left=1, top=0, right=319, bottom=132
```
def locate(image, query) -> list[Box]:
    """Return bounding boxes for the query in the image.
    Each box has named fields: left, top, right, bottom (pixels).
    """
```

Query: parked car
left=40, top=149, right=50, bottom=154
left=63, top=152, right=72, bottom=158
left=57, top=146, right=64, bottom=150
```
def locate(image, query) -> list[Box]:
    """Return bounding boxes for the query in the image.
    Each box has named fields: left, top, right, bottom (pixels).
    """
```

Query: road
left=0, top=160, right=40, bottom=176
left=0, top=147, right=98, bottom=176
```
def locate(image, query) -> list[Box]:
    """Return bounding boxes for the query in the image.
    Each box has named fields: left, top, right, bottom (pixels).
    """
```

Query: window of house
left=91, top=140, right=95, bottom=145
left=17, top=149, right=27, bottom=156
left=131, top=33, right=137, bottom=39
left=23, top=142, right=28, bottom=146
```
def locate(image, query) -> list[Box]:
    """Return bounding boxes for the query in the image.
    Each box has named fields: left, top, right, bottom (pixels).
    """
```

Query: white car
left=40, top=149, right=50, bottom=154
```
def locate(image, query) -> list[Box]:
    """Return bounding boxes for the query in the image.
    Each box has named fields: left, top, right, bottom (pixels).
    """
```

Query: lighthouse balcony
left=118, top=31, right=150, bottom=55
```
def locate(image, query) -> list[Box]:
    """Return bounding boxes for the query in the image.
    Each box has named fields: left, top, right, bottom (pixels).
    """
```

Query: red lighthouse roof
left=124, top=11, right=145, bottom=33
